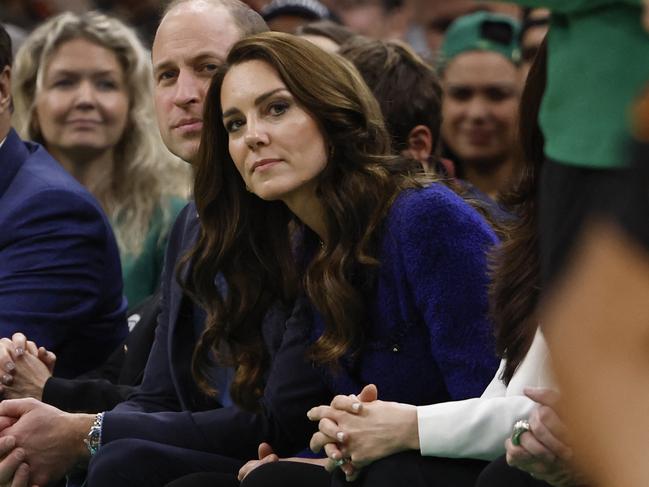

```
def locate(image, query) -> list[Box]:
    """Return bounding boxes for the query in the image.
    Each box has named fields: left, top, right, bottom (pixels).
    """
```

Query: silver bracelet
left=84, top=412, right=104, bottom=457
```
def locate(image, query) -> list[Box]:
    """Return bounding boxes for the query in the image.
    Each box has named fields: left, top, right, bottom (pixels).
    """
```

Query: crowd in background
left=0, top=1, right=647, bottom=487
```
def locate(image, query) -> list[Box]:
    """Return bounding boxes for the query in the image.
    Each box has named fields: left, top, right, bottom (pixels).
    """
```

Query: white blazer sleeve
left=417, top=328, right=553, bottom=460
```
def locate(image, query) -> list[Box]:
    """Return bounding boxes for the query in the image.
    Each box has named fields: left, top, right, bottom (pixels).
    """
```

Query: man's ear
left=0, top=66, right=12, bottom=115
left=405, top=124, right=434, bottom=171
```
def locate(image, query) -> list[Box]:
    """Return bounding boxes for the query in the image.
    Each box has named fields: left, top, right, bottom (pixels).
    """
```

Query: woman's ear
left=404, top=124, right=434, bottom=171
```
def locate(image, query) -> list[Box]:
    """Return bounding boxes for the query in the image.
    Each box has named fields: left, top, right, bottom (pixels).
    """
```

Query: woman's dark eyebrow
left=222, top=88, right=287, bottom=118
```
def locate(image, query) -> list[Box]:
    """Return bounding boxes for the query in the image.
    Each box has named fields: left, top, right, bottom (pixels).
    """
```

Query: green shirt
left=120, top=197, right=186, bottom=308
left=502, top=0, right=649, bottom=168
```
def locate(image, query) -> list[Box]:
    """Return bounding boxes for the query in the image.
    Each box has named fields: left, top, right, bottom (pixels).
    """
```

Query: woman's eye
left=97, top=79, right=118, bottom=90
left=268, top=102, right=289, bottom=116
left=52, top=78, right=74, bottom=88
left=485, top=88, right=512, bottom=102
left=225, top=119, right=244, bottom=133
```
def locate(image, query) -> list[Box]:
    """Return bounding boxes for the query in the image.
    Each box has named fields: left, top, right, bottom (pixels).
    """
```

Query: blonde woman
left=12, top=11, right=191, bottom=307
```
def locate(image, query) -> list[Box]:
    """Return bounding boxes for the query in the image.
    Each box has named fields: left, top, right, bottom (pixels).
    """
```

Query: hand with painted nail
left=237, top=443, right=328, bottom=482
left=505, top=388, right=585, bottom=486
left=2, top=352, right=51, bottom=401
left=0, top=334, right=53, bottom=401
left=308, top=384, right=419, bottom=479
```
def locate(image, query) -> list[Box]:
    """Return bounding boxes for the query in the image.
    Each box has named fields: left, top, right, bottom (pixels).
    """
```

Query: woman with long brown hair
left=238, top=38, right=561, bottom=487
left=162, top=30, right=499, bottom=487
left=184, top=30, right=498, bottom=414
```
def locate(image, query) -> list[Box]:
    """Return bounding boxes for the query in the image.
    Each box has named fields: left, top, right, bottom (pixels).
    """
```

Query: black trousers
left=240, top=452, right=487, bottom=487
left=475, top=455, right=551, bottom=487
left=86, top=438, right=243, bottom=487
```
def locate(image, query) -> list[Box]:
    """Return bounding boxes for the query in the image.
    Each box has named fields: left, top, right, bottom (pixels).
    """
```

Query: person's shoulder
left=389, top=182, right=479, bottom=225
left=386, top=183, right=498, bottom=246
left=16, top=144, right=100, bottom=205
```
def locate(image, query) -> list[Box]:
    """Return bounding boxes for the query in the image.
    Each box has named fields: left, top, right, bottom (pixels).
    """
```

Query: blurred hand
left=505, top=388, right=585, bottom=486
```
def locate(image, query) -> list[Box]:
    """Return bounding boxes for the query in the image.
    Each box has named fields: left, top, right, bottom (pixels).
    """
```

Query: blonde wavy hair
left=12, top=11, right=191, bottom=255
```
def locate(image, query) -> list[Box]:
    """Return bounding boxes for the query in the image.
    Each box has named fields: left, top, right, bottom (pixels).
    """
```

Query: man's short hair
left=340, top=37, right=442, bottom=154
left=163, top=0, right=268, bottom=36
left=0, top=24, right=12, bottom=69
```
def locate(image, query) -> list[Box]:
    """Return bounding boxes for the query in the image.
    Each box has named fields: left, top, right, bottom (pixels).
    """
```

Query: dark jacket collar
left=0, top=128, right=30, bottom=198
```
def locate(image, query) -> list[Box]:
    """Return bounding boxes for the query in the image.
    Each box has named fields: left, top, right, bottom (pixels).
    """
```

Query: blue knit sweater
left=311, top=183, right=500, bottom=406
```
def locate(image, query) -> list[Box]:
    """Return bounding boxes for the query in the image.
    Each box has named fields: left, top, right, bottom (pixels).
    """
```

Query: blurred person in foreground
left=485, top=0, right=649, bottom=485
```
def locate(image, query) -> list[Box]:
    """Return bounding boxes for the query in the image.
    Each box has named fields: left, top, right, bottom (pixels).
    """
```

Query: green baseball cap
left=438, top=11, right=522, bottom=71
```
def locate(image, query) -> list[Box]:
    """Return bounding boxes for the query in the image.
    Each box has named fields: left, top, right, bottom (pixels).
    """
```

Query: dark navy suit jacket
left=0, top=129, right=127, bottom=378
left=102, top=203, right=330, bottom=460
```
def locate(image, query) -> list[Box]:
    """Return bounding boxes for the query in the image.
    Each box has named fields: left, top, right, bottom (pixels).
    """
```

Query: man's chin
left=169, top=141, right=200, bottom=165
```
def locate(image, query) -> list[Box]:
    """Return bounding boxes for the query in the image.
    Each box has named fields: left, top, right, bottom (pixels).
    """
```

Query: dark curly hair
left=183, top=32, right=426, bottom=410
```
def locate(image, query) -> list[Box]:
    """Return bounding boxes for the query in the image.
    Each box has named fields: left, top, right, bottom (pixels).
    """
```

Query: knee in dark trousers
left=332, top=452, right=487, bottom=487
left=475, top=456, right=551, bottom=487
left=87, top=438, right=243, bottom=487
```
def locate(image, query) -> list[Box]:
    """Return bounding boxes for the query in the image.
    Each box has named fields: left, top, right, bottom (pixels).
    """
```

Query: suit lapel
left=0, top=129, right=29, bottom=198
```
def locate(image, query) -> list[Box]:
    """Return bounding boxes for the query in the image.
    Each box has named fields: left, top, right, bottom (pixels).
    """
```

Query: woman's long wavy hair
left=11, top=11, right=191, bottom=256
left=490, top=38, right=547, bottom=384
left=185, top=32, right=426, bottom=410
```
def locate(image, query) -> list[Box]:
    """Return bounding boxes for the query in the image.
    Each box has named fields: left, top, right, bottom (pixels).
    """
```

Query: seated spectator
left=160, top=29, right=498, bottom=487
left=296, top=20, right=355, bottom=52
left=261, top=0, right=336, bottom=33
left=0, top=23, right=126, bottom=379
left=236, top=30, right=550, bottom=487
left=438, top=12, right=522, bottom=201
left=339, top=37, right=512, bottom=223
left=12, top=11, right=190, bottom=308
left=411, top=0, right=521, bottom=61
left=330, top=0, right=411, bottom=40
left=339, top=37, right=443, bottom=174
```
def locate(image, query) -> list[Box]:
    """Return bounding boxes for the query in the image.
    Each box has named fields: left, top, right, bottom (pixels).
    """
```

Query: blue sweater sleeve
left=391, top=185, right=499, bottom=400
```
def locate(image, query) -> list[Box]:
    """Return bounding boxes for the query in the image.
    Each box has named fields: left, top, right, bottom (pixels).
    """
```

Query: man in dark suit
left=0, top=3, right=331, bottom=487
left=0, top=25, right=127, bottom=379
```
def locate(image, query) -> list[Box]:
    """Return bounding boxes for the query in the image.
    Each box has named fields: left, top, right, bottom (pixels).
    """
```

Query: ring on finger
left=511, top=419, right=531, bottom=446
